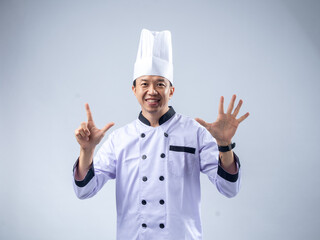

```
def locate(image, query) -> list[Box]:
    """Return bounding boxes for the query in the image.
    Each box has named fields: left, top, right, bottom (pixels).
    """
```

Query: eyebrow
left=140, top=79, right=166, bottom=82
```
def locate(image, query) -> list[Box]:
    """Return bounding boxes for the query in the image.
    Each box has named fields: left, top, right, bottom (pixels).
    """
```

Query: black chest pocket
left=168, top=145, right=196, bottom=177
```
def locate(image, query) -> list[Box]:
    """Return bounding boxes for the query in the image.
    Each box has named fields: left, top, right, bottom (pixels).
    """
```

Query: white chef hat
left=133, top=28, right=173, bottom=84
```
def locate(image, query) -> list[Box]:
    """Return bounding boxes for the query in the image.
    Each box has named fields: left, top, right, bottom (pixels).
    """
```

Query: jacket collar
left=138, top=106, right=176, bottom=126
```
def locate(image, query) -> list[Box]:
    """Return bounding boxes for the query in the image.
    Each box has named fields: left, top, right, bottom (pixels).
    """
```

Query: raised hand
left=195, top=95, right=249, bottom=146
left=75, top=103, right=114, bottom=151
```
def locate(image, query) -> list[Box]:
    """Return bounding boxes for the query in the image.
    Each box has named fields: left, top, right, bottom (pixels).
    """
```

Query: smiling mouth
left=145, top=99, right=160, bottom=103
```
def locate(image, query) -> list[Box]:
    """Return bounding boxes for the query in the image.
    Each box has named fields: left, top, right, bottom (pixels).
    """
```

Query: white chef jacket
left=73, top=107, right=241, bottom=240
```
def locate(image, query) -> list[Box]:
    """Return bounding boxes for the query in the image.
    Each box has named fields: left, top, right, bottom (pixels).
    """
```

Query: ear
left=132, top=85, right=137, bottom=96
left=169, top=87, right=175, bottom=99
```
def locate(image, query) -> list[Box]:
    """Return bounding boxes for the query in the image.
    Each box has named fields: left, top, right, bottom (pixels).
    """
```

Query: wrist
left=216, top=140, right=231, bottom=146
left=217, top=142, right=236, bottom=152
left=80, top=146, right=95, bottom=155
left=79, top=147, right=95, bottom=167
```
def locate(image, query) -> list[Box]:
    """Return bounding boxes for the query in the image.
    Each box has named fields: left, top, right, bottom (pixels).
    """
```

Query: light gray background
left=1, top=0, right=320, bottom=239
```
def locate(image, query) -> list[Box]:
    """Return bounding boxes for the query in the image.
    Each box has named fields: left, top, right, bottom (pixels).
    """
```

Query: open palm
left=196, top=95, right=249, bottom=146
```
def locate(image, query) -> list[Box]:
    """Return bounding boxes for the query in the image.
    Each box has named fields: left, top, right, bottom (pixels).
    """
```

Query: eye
left=157, top=83, right=166, bottom=87
left=141, top=82, right=148, bottom=87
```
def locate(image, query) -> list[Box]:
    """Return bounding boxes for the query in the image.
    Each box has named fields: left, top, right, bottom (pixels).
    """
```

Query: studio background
left=1, top=0, right=320, bottom=239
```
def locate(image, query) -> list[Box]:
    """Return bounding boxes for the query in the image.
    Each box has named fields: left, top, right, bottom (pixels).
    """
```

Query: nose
left=147, top=85, right=158, bottom=95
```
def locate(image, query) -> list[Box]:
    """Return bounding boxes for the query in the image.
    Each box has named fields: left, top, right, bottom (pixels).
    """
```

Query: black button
left=141, top=200, right=147, bottom=205
left=159, top=199, right=165, bottom=205
left=160, top=153, right=166, bottom=158
left=159, top=223, right=165, bottom=229
left=142, top=223, right=147, bottom=228
left=141, top=133, right=145, bottom=138
left=142, top=155, right=147, bottom=160
left=164, top=133, right=168, bottom=137
left=159, top=176, right=164, bottom=181
left=142, top=176, right=148, bottom=182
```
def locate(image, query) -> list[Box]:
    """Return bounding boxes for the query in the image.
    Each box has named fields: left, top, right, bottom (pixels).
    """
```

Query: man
left=73, top=29, right=249, bottom=239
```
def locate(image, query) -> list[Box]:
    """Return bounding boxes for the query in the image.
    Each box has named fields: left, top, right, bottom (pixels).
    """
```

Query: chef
left=73, top=29, right=249, bottom=240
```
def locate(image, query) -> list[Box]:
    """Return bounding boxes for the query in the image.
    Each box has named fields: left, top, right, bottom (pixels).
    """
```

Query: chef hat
left=133, top=28, right=173, bottom=84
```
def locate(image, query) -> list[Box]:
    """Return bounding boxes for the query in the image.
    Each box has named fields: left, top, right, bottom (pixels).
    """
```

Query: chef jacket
left=73, top=107, right=241, bottom=240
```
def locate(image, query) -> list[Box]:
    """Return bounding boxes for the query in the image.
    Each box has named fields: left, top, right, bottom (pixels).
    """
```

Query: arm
left=219, top=151, right=236, bottom=174
left=199, top=128, right=241, bottom=198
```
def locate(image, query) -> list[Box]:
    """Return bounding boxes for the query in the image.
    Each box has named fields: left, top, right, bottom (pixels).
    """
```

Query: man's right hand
left=75, top=103, right=114, bottom=151
left=74, top=103, right=114, bottom=180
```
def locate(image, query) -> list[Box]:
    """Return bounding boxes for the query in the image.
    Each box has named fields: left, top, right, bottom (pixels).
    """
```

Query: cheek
left=163, top=88, right=169, bottom=95
left=164, top=89, right=172, bottom=99
left=136, top=90, right=146, bottom=100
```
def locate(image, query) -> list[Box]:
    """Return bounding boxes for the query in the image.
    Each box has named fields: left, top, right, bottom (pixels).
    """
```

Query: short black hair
left=133, top=79, right=173, bottom=87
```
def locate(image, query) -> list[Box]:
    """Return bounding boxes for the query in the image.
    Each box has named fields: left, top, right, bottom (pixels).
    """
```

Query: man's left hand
left=195, top=94, right=249, bottom=146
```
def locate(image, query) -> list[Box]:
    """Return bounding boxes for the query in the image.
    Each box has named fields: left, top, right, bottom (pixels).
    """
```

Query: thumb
left=101, top=122, right=115, bottom=134
left=195, top=118, right=208, bottom=128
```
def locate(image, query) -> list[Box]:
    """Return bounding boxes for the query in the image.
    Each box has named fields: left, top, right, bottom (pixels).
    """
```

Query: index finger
left=218, top=96, right=224, bottom=114
left=85, top=103, right=93, bottom=122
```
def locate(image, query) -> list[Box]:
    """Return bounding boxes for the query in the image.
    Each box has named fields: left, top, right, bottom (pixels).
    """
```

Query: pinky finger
left=75, top=131, right=82, bottom=139
left=75, top=129, right=80, bottom=137
left=76, top=133, right=89, bottom=141
left=237, top=112, right=250, bottom=123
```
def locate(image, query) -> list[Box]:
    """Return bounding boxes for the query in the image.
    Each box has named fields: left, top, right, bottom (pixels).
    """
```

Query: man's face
left=132, top=75, right=175, bottom=116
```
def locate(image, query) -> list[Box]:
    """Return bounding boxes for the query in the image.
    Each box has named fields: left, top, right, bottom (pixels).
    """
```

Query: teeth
left=147, top=99, right=159, bottom=102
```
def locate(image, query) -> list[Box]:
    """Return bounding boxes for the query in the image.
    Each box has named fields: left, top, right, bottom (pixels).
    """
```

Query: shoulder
left=174, top=113, right=205, bottom=131
left=99, top=119, right=138, bottom=149
left=173, top=112, right=214, bottom=140
left=110, top=119, right=138, bottom=138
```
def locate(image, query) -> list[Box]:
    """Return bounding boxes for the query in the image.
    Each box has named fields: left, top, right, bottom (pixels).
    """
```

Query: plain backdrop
left=1, top=0, right=320, bottom=239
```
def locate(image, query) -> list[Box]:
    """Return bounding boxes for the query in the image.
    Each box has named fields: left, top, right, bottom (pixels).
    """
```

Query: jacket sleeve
left=72, top=132, right=117, bottom=199
left=199, top=127, right=241, bottom=198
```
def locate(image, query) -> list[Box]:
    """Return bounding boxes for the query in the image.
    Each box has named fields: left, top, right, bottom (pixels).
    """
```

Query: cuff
left=217, top=152, right=240, bottom=183
left=73, top=158, right=95, bottom=187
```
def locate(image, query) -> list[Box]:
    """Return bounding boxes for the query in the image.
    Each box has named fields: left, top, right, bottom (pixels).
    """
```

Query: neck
left=142, top=107, right=170, bottom=127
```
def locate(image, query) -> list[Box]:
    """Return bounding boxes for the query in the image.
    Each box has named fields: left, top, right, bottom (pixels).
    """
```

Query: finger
left=195, top=118, right=208, bottom=129
left=232, top=99, right=243, bottom=118
left=237, top=112, right=250, bottom=123
left=79, top=128, right=90, bottom=141
left=227, top=94, right=236, bottom=115
left=101, top=122, right=115, bottom=134
left=79, top=128, right=88, bottom=138
left=75, top=129, right=82, bottom=138
left=81, top=122, right=90, bottom=135
left=218, top=96, right=224, bottom=114
left=76, top=132, right=87, bottom=141
left=85, top=103, right=94, bottom=122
